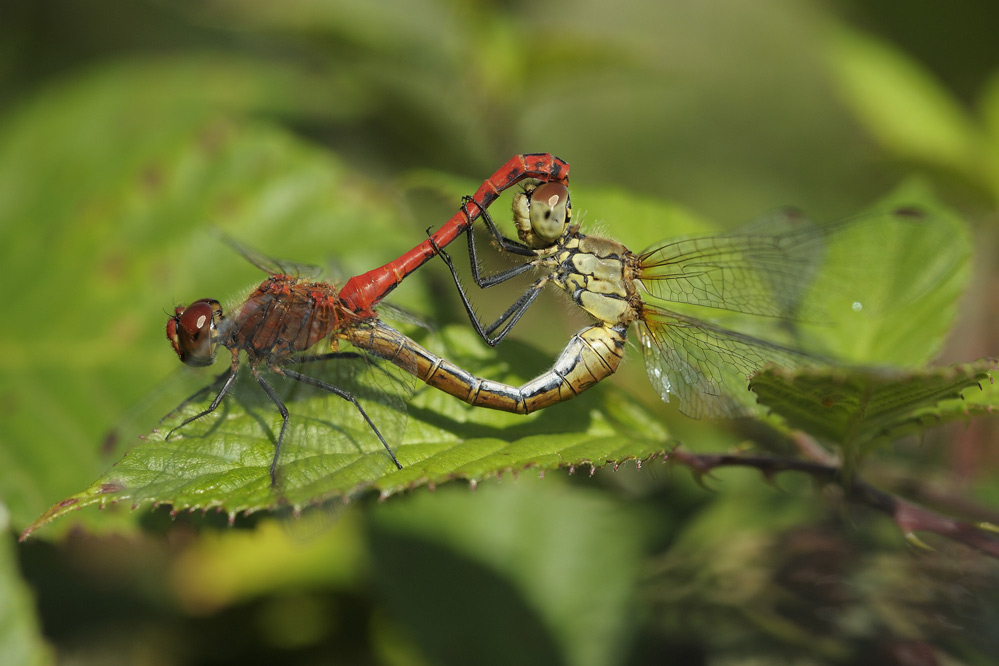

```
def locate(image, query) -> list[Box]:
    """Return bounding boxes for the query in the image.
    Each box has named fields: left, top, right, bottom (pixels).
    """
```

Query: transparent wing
left=376, top=302, right=435, bottom=332
left=637, top=303, right=822, bottom=419
left=216, top=231, right=323, bottom=279
left=636, top=208, right=823, bottom=319
left=636, top=206, right=949, bottom=322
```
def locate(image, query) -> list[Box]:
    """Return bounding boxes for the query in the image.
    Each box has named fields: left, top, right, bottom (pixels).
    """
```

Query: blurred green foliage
left=0, top=504, right=52, bottom=666
left=3, top=1, right=999, bottom=664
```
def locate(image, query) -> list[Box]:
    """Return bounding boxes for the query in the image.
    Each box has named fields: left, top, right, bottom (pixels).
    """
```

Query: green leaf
left=0, top=58, right=404, bottom=535
left=0, top=505, right=53, bottom=666
left=22, top=323, right=669, bottom=539
left=750, top=358, right=997, bottom=470
left=370, top=475, right=651, bottom=666
left=169, top=511, right=369, bottom=614
left=826, top=28, right=996, bottom=196
left=795, top=181, right=971, bottom=366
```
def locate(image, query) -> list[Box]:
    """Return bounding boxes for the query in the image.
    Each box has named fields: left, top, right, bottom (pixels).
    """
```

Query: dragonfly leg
left=460, top=195, right=534, bottom=256
left=251, top=366, right=292, bottom=485
left=276, top=365, right=403, bottom=472
left=159, top=368, right=231, bottom=424
left=429, top=231, right=545, bottom=346
left=481, top=282, right=545, bottom=342
left=165, top=363, right=239, bottom=440
left=430, top=225, right=535, bottom=289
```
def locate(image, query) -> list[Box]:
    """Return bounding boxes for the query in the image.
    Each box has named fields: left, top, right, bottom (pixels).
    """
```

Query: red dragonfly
left=166, top=154, right=569, bottom=483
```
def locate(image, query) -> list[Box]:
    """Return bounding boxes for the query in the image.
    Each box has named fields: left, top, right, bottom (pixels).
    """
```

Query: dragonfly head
left=513, top=181, right=571, bottom=248
left=167, top=299, right=225, bottom=367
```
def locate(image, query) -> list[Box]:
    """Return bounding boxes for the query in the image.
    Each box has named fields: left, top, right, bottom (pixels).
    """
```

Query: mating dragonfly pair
left=166, top=153, right=933, bottom=484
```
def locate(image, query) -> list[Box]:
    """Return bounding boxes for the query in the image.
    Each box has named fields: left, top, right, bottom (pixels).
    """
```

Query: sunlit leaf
left=795, top=181, right=971, bottom=366
left=750, top=358, right=997, bottom=470
left=21, top=323, right=669, bottom=539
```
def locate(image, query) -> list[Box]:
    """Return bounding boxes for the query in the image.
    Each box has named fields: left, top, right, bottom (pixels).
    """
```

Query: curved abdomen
left=345, top=320, right=627, bottom=414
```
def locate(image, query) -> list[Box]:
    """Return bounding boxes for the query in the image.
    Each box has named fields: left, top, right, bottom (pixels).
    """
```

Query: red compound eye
left=167, top=299, right=223, bottom=367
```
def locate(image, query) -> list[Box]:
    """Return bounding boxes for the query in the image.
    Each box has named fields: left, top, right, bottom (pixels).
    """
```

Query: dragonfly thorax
left=231, top=275, right=341, bottom=360
left=550, top=231, right=640, bottom=326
